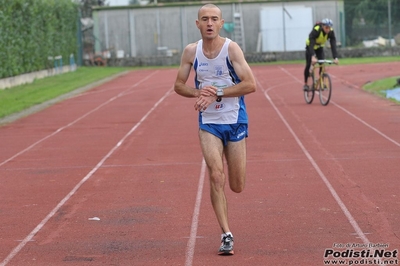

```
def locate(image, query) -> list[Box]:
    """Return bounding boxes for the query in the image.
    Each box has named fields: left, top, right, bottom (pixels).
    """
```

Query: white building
left=107, top=0, right=151, bottom=6
left=107, top=0, right=129, bottom=6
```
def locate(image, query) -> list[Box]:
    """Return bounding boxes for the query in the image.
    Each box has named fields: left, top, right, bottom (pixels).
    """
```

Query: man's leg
left=304, top=48, right=312, bottom=91
left=224, top=138, right=247, bottom=193
left=316, top=47, right=325, bottom=76
left=198, top=129, right=230, bottom=233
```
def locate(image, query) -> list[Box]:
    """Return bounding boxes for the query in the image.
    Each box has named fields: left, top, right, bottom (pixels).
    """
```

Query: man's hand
left=194, top=95, right=217, bottom=111
left=195, top=86, right=218, bottom=111
left=311, top=55, right=318, bottom=65
left=334, top=58, right=339, bottom=65
left=200, top=85, right=217, bottom=97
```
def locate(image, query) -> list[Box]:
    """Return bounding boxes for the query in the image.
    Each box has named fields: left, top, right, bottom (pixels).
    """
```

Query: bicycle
left=304, top=59, right=335, bottom=106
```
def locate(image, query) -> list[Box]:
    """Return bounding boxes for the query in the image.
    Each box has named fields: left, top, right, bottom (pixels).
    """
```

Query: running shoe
left=218, top=234, right=234, bottom=255
left=303, top=85, right=310, bottom=91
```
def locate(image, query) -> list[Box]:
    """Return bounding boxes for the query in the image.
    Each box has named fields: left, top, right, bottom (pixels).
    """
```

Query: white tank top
left=194, top=38, right=248, bottom=125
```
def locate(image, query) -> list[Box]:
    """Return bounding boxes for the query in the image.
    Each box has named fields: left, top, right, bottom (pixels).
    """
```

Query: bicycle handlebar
left=315, top=59, right=335, bottom=64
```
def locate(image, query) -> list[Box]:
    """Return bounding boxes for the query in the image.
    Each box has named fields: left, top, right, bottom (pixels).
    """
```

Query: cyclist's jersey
left=306, top=24, right=338, bottom=58
left=193, top=38, right=248, bottom=125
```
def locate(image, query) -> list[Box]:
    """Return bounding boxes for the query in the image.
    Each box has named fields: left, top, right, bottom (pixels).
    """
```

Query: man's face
left=196, top=7, right=224, bottom=40
left=322, top=25, right=331, bottom=34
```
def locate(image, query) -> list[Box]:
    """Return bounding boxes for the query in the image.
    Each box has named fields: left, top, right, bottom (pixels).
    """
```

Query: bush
left=0, top=0, right=78, bottom=79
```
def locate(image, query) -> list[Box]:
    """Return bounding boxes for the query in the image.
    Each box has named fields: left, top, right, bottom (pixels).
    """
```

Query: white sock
left=224, top=232, right=233, bottom=237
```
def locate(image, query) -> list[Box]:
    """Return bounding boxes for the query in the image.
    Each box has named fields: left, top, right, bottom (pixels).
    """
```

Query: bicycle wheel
left=319, top=73, right=332, bottom=106
left=304, top=72, right=315, bottom=104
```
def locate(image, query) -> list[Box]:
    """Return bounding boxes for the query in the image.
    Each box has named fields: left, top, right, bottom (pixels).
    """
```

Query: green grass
left=336, top=56, right=400, bottom=104
left=0, top=67, right=132, bottom=119
left=334, top=56, right=400, bottom=65
left=363, top=76, right=400, bottom=103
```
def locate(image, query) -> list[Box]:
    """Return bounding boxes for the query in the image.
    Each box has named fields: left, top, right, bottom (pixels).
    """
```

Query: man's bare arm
left=174, top=43, right=200, bottom=98
left=227, top=41, right=256, bottom=96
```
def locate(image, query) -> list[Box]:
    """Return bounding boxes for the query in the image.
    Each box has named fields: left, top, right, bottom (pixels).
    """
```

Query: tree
left=345, top=0, right=399, bottom=26
left=344, top=0, right=400, bottom=45
left=76, top=0, right=108, bottom=18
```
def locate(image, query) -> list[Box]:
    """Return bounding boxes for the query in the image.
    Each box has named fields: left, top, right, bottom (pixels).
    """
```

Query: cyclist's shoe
left=303, top=85, right=310, bottom=91
left=218, top=234, right=234, bottom=255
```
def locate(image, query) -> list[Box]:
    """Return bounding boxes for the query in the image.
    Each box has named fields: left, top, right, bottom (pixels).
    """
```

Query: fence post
left=388, top=0, right=392, bottom=47
left=54, top=55, right=63, bottom=74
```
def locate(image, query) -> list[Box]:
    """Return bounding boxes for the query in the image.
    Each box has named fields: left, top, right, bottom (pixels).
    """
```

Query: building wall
left=91, top=1, right=344, bottom=59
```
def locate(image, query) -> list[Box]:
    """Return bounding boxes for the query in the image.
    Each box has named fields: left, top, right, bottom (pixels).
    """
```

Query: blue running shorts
left=199, top=123, right=248, bottom=146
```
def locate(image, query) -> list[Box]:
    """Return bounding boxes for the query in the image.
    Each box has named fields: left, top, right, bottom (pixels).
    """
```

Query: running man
left=173, top=3, right=256, bottom=255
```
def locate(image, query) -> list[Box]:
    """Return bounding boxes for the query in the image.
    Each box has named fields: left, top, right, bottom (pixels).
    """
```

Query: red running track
left=0, top=63, right=399, bottom=266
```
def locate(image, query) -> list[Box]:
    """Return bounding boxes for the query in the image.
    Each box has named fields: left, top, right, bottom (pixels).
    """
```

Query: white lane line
left=185, top=159, right=206, bottom=266
left=329, top=73, right=362, bottom=90
left=279, top=66, right=400, bottom=148
left=0, top=71, right=158, bottom=168
left=331, top=101, right=400, bottom=147
left=257, top=78, right=372, bottom=245
left=0, top=87, right=172, bottom=266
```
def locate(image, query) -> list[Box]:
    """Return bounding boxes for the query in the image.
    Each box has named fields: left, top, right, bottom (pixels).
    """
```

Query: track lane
left=251, top=64, right=400, bottom=263
left=0, top=69, right=180, bottom=265
left=0, top=63, right=399, bottom=265
left=4, top=80, right=205, bottom=265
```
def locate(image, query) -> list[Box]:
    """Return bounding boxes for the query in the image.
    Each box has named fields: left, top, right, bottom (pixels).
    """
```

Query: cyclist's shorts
left=199, top=123, right=248, bottom=146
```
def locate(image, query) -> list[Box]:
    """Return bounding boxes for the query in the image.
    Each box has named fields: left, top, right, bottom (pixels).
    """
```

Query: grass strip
left=363, top=76, right=400, bottom=103
left=0, top=67, right=132, bottom=119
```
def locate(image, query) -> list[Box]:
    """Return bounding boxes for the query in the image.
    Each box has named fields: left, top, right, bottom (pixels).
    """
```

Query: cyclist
left=303, top=18, right=339, bottom=91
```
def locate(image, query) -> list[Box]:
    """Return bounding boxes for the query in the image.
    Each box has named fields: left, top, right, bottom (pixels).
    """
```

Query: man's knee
left=209, top=171, right=225, bottom=189
left=231, top=186, right=244, bottom=193
left=229, top=178, right=245, bottom=193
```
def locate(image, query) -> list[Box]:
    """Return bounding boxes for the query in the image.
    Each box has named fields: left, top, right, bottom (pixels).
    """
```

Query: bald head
left=198, top=4, right=222, bottom=19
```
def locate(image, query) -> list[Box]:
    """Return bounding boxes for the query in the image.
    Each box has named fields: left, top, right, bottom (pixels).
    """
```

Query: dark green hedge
left=0, top=0, right=78, bottom=78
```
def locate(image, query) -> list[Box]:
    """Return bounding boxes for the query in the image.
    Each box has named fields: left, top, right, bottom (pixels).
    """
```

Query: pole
left=282, top=3, right=286, bottom=52
left=77, top=9, right=83, bottom=66
left=388, top=0, right=392, bottom=47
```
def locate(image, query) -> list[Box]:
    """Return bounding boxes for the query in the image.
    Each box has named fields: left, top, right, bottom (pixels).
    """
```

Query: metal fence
left=89, top=1, right=399, bottom=62
left=90, top=1, right=342, bottom=59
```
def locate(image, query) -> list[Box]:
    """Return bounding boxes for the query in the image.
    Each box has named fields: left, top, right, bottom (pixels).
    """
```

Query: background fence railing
left=88, top=0, right=400, bottom=62
left=90, top=1, right=344, bottom=60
